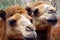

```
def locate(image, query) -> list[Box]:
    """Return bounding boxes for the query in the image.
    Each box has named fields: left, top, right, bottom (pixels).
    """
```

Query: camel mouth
left=25, top=38, right=35, bottom=40
left=46, top=19, right=58, bottom=25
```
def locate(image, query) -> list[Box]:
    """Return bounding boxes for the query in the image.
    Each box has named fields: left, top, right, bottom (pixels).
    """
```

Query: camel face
left=25, top=1, right=59, bottom=40
left=6, top=13, right=37, bottom=39
left=33, top=3, right=58, bottom=27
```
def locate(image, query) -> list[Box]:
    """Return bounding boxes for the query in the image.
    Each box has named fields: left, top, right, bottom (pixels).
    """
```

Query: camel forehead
left=33, top=3, right=56, bottom=15
left=34, top=4, right=52, bottom=11
left=32, top=1, right=52, bottom=9
left=31, top=1, right=50, bottom=9
left=7, top=13, right=21, bottom=21
left=6, top=5, right=28, bottom=18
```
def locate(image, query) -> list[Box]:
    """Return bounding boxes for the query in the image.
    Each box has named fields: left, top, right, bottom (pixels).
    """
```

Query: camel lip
left=24, top=37, right=35, bottom=40
left=46, top=19, right=58, bottom=25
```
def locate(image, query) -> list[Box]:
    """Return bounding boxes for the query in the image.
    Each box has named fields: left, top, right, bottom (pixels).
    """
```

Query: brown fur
left=30, top=1, right=51, bottom=9
left=25, top=1, right=51, bottom=17
left=0, top=10, right=6, bottom=40
left=0, top=18, right=4, bottom=40
left=5, top=5, right=32, bottom=20
left=26, top=1, right=57, bottom=40
left=6, top=21, right=24, bottom=40
left=50, top=19, right=60, bottom=40
left=5, top=5, right=27, bottom=40
left=5, top=5, right=36, bottom=40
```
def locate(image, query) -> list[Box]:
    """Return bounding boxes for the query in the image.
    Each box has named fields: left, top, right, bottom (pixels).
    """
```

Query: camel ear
left=0, top=10, right=6, bottom=20
left=25, top=7, right=32, bottom=16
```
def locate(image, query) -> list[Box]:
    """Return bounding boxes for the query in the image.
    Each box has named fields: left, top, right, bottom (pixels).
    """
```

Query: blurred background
left=0, top=0, right=60, bottom=13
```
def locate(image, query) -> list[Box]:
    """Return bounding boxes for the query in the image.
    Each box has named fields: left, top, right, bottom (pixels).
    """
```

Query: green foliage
left=0, top=0, right=8, bottom=9
left=0, top=0, right=60, bottom=10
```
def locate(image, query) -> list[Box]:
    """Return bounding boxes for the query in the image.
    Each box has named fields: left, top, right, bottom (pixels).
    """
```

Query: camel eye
left=33, top=9, right=39, bottom=16
left=9, top=19, right=16, bottom=26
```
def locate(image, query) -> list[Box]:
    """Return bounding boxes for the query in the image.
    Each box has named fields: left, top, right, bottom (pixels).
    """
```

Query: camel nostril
left=9, top=19, right=16, bottom=26
left=26, top=26, right=34, bottom=31
left=49, top=10, right=53, bottom=12
left=49, top=9, right=56, bottom=13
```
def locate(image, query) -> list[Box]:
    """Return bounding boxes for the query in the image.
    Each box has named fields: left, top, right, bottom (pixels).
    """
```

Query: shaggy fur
left=0, top=18, right=4, bottom=40
left=50, top=19, right=60, bottom=40
left=26, top=1, right=57, bottom=40
left=5, top=5, right=32, bottom=20
left=5, top=5, right=37, bottom=40
left=0, top=10, right=6, bottom=40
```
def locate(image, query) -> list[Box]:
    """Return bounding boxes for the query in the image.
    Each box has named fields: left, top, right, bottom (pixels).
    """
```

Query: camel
left=5, top=5, right=37, bottom=40
left=25, top=1, right=58, bottom=40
